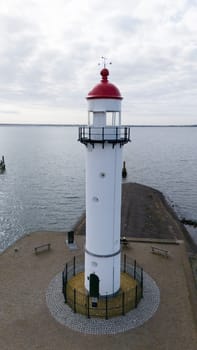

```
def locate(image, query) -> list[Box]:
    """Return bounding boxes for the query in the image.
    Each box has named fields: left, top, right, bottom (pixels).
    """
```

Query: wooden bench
left=151, top=246, right=169, bottom=258
left=34, top=243, right=51, bottom=255
left=120, top=237, right=129, bottom=246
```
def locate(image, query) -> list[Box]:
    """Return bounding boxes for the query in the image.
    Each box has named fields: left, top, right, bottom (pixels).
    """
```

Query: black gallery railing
left=78, top=126, right=131, bottom=147
left=62, top=254, right=143, bottom=319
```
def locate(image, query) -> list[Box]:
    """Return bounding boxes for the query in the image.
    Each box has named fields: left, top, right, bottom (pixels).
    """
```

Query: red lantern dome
left=87, top=68, right=122, bottom=100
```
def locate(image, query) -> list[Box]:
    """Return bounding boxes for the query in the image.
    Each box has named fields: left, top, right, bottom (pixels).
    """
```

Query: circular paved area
left=46, top=271, right=160, bottom=335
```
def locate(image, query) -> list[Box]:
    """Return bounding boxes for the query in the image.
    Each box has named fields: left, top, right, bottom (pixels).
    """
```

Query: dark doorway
left=67, top=231, right=74, bottom=244
left=89, top=273, right=99, bottom=298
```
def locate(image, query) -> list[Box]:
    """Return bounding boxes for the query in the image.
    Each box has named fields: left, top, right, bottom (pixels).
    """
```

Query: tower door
left=89, top=274, right=99, bottom=298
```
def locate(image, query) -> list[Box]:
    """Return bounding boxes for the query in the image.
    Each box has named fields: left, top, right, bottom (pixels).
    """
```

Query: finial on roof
left=98, top=57, right=112, bottom=82
left=98, top=56, right=112, bottom=69
left=100, top=67, right=109, bottom=82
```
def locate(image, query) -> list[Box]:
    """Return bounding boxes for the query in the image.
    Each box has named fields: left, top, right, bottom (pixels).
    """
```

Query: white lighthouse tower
left=79, top=64, right=130, bottom=297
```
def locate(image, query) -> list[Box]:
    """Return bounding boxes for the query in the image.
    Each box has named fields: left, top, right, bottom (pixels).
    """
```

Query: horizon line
left=0, top=123, right=196, bottom=127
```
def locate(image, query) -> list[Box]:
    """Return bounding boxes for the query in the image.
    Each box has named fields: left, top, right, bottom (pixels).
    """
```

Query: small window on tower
left=100, top=172, right=106, bottom=178
left=106, top=111, right=120, bottom=126
left=106, top=112, right=113, bottom=126
left=88, top=111, right=94, bottom=126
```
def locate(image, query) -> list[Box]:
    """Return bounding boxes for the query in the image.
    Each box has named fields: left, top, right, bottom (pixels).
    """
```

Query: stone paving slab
left=46, top=271, right=160, bottom=334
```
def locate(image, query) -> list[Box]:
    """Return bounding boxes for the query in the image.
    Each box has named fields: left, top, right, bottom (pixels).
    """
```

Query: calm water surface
left=0, top=125, right=196, bottom=251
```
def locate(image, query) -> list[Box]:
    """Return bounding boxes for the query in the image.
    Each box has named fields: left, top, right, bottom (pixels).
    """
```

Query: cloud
left=0, top=0, right=197, bottom=124
left=0, top=110, right=19, bottom=114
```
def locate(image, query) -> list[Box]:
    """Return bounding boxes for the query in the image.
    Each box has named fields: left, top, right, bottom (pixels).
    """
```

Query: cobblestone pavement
left=46, top=271, right=160, bottom=335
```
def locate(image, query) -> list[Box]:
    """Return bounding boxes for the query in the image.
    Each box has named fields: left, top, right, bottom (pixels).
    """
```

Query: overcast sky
left=0, top=0, right=197, bottom=125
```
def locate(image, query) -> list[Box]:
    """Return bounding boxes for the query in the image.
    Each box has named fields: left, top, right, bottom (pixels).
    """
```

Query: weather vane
left=98, top=56, right=112, bottom=68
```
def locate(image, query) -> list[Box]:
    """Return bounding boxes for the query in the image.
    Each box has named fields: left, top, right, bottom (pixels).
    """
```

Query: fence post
left=87, top=294, right=90, bottom=319
left=122, top=292, right=125, bottom=316
left=62, top=271, right=64, bottom=294
left=124, top=254, right=126, bottom=273
left=102, top=127, right=104, bottom=141
left=134, top=260, right=136, bottom=280
left=141, top=268, right=143, bottom=298
left=64, top=285, right=67, bottom=303
left=105, top=295, right=108, bottom=320
left=65, top=263, right=68, bottom=283
left=73, top=256, right=76, bottom=276
left=135, top=285, right=138, bottom=308
left=62, top=271, right=67, bottom=303
left=74, top=289, right=76, bottom=313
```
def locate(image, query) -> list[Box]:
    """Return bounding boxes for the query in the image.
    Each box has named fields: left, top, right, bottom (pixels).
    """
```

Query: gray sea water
left=0, top=125, right=196, bottom=251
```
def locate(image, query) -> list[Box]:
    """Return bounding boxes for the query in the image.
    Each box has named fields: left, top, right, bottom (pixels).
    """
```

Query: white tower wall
left=85, top=253, right=120, bottom=296
left=85, top=142, right=122, bottom=295
left=88, top=98, right=121, bottom=112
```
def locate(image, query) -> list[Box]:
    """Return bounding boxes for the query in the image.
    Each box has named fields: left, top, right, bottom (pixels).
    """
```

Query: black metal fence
left=62, top=254, right=143, bottom=319
left=78, top=126, right=131, bottom=147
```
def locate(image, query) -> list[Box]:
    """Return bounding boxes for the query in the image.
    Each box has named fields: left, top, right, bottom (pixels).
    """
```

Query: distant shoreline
left=0, top=123, right=197, bottom=127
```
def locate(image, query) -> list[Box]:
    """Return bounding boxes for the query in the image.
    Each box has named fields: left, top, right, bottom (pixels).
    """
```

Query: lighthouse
left=78, top=64, right=130, bottom=297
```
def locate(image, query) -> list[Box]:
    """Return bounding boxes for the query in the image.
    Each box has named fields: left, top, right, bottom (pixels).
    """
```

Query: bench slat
left=151, top=246, right=169, bottom=257
left=34, top=243, right=51, bottom=254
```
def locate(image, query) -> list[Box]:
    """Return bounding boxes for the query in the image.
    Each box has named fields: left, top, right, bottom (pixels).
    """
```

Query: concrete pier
left=0, top=183, right=196, bottom=349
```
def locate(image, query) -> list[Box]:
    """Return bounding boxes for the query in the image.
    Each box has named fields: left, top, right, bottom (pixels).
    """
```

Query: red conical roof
left=87, top=68, right=122, bottom=100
